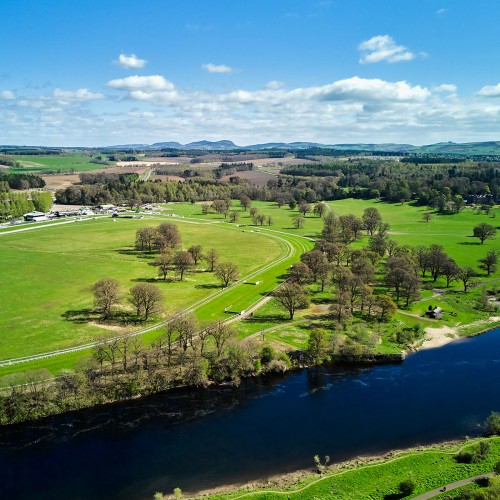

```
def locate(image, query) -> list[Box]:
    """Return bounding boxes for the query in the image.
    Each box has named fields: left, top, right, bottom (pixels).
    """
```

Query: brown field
left=221, top=170, right=277, bottom=185
left=41, top=174, right=81, bottom=189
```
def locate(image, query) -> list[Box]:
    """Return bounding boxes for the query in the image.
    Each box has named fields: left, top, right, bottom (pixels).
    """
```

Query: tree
left=240, top=195, right=251, bottom=211
left=399, top=478, right=416, bottom=496
left=338, top=214, right=363, bottom=244
left=422, top=212, right=432, bottom=222
left=441, top=258, right=459, bottom=287
left=154, top=250, right=174, bottom=280
left=293, top=216, right=304, bottom=229
left=362, top=207, right=382, bottom=235
left=208, top=320, right=236, bottom=357
left=187, top=244, right=204, bottom=266
left=136, top=227, right=156, bottom=252
left=205, top=248, right=219, bottom=272
left=299, top=202, right=311, bottom=217
left=92, top=278, right=120, bottom=320
left=212, top=199, right=231, bottom=218
left=307, top=329, right=329, bottom=365
left=288, top=199, right=297, bottom=210
left=473, top=223, right=497, bottom=244
left=274, top=283, right=309, bottom=320
left=456, top=266, right=477, bottom=292
left=156, top=222, right=181, bottom=249
left=313, top=202, right=327, bottom=218
left=478, top=250, right=498, bottom=276
left=173, top=251, right=195, bottom=281
left=255, top=213, right=266, bottom=226
left=129, top=283, right=163, bottom=320
left=215, top=262, right=239, bottom=287
left=170, top=313, right=198, bottom=353
left=376, top=294, right=397, bottom=321
left=266, top=215, right=273, bottom=226
left=427, top=244, right=449, bottom=282
left=289, top=262, right=312, bottom=285
left=301, top=250, right=328, bottom=282
left=249, top=206, right=259, bottom=223
left=229, top=210, right=240, bottom=223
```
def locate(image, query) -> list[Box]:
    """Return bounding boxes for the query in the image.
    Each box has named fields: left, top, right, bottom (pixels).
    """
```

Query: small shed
left=425, top=305, right=443, bottom=319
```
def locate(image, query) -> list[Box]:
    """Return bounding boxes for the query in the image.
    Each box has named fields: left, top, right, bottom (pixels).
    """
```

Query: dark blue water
left=1, top=329, right=499, bottom=500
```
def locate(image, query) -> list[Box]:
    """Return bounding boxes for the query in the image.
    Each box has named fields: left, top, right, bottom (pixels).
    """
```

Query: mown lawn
left=0, top=217, right=283, bottom=359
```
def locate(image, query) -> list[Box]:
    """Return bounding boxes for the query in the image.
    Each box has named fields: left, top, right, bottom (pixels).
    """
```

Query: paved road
left=412, top=473, right=493, bottom=499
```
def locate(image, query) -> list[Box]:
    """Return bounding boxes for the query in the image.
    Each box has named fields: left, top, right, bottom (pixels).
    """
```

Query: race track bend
left=0, top=216, right=314, bottom=368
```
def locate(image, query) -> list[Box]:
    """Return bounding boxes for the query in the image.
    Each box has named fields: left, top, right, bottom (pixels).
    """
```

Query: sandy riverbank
left=419, top=316, right=500, bottom=350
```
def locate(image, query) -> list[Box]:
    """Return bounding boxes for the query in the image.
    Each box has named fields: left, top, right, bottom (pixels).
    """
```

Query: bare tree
left=456, top=266, right=478, bottom=292
left=215, top=261, right=239, bottom=287
left=173, top=251, right=195, bottom=280
left=156, top=222, right=181, bottom=249
left=188, top=245, right=204, bottom=266
left=208, top=320, right=236, bottom=357
left=136, top=227, right=157, bottom=252
left=154, top=249, right=174, bottom=280
left=274, top=283, right=309, bottom=320
left=129, top=283, right=163, bottom=319
left=293, top=216, right=304, bottom=229
left=229, top=210, right=240, bottom=223
left=362, top=207, right=382, bottom=235
left=205, top=248, right=219, bottom=272
left=92, top=278, right=120, bottom=320
left=240, top=195, right=251, bottom=211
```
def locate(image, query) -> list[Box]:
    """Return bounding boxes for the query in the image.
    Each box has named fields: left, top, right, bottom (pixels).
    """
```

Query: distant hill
left=4, top=140, right=500, bottom=156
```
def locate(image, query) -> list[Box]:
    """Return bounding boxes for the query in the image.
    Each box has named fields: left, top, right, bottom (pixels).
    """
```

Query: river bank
left=186, top=437, right=500, bottom=500
left=418, top=315, right=500, bottom=350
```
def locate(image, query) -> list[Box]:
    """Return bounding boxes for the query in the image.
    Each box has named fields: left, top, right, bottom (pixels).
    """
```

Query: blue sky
left=1, top=0, right=500, bottom=146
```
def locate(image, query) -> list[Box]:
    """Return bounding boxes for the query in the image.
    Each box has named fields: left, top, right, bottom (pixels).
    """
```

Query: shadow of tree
left=116, top=248, right=155, bottom=259
left=195, top=283, right=221, bottom=289
left=62, top=309, right=142, bottom=326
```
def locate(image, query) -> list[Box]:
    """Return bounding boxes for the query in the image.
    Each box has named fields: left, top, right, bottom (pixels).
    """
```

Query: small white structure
left=23, top=211, right=47, bottom=222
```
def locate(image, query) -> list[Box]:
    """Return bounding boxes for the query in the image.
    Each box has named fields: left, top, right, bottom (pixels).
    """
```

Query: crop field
left=0, top=217, right=285, bottom=360
left=7, top=155, right=106, bottom=173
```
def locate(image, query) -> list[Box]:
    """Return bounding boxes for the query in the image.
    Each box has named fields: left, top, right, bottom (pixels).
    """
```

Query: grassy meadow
left=0, top=198, right=498, bottom=374
left=7, top=154, right=107, bottom=173
left=0, top=217, right=284, bottom=360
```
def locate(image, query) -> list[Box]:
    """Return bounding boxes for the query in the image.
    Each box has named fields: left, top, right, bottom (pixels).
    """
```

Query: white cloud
left=53, top=88, right=105, bottom=101
left=5, top=75, right=500, bottom=147
left=265, top=80, right=285, bottom=90
left=359, top=35, right=417, bottom=64
left=436, top=8, right=447, bottom=15
left=115, top=53, right=147, bottom=69
left=202, top=63, right=234, bottom=73
left=0, top=90, right=15, bottom=99
left=107, top=75, right=175, bottom=92
left=432, top=84, right=457, bottom=93
left=476, top=83, right=500, bottom=97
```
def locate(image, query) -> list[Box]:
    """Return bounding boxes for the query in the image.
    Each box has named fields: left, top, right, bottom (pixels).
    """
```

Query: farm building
left=23, top=211, right=47, bottom=222
left=425, top=305, right=443, bottom=319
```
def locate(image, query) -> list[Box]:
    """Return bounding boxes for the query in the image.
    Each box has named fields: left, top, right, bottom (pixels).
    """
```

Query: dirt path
left=412, top=473, right=493, bottom=499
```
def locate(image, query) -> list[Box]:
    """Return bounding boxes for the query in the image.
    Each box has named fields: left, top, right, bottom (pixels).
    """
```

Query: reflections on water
left=1, top=329, right=499, bottom=500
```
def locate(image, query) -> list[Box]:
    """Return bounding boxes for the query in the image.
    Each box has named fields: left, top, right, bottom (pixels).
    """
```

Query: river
left=1, top=328, right=499, bottom=499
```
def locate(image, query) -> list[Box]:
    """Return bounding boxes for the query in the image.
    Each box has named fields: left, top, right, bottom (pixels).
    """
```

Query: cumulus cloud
left=115, top=53, right=147, bottom=69
left=52, top=88, right=105, bottom=100
left=476, top=83, right=500, bottom=97
left=5, top=74, right=500, bottom=147
left=359, top=35, right=417, bottom=64
left=0, top=90, right=15, bottom=99
left=265, top=80, right=285, bottom=90
left=202, top=63, right=234, bottom=73
left=432, top=84, right=457, bottom=93
left=107, top=75, right=175, bottom=92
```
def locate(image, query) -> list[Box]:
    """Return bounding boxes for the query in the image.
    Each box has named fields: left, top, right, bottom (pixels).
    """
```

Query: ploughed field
left=0, top=217, right=283, bottom=359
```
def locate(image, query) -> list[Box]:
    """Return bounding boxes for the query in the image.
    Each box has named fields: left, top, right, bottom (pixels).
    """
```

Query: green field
left=201, top=437, right=500, bottom=500
left=0, top=198, right=498, bottom=375
left=6, top=154, right=108, bottom=173
left=0, top=217, right=288, bottom=360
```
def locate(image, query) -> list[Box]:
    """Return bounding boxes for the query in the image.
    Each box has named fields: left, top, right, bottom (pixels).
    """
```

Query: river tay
left=1, top=328, right=499, bottom=499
